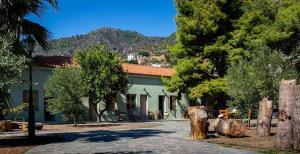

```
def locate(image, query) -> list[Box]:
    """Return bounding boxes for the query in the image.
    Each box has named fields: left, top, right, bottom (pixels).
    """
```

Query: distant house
left=127, top=53, right=137, bottom=61
left=8, top=56, right=190, bottom=122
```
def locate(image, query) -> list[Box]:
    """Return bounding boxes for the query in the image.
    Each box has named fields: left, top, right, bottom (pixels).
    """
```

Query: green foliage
left=0, top=32, right=27, bottom=119
left=75, top=44, right=128, bottom=119
left=44, top=68, right=88, bottom=124
left=229, top=0, right=300, bottom=61
left=0, top=32, right=27, bottom=89
left=165, top=0, right=299, bottom=107
left=35, top=28, right=176, bottom=57
left=127, top=60, right=138, bottom=64
left=0, top=0, right=58, bottom=50
left=226, top=47, right=298, bottom=113
left=3, top=103, right=28, bottom=120
left=138, top=51, right=150, bottom=57
left=164, top=0, right=242, bottom=102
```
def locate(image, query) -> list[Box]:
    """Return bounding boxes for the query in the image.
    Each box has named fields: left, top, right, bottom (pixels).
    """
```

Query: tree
left=76, top=45, right=128, bottom=121
left=228, top=0, right=300, bottom=63
left=164, top=0, right=299, bottom=109
left=164, top=0, right=242, bottom=105
left=1, top=0, right=58, bottom=139
left=0, top=0, right=58, bottom=50
left=226, top=47, right=298, bottom=115
left=0, top=32, right=27, bottom=119
left=138, top=51, right=150, bottom=57
left=44, top=68, right=88, bottom=126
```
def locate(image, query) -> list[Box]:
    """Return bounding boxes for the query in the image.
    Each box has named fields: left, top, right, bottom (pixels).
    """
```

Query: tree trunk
left=213, top=118, right=246, bottom=137
left=88, top=92, right=97, bottom=121
left=95, top=106, right=100, bottom=122
left=256, top=98, right=273, bottom=136
left=247, top=109, right=251, bottom=128
left=276, top=80, right=296, bottom=149
left=293, top=84, right=300, bottom=150
left=73, top=116, right=77, bottom=127
left=188, top=106, right=208, bottom=140
left=99, top=97, right=112, bottom=122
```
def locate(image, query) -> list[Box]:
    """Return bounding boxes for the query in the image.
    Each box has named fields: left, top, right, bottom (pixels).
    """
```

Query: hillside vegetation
left=35, top=27, right=176, bottom=56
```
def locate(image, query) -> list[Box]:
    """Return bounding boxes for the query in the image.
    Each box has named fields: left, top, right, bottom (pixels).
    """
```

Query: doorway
left=158, top=95, right=165, bottom=119
left=140, top=95, right=147, bottom=120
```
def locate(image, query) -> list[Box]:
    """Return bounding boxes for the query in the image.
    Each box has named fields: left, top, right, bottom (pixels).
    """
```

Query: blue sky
left=30, top=0, right=177, bottom=39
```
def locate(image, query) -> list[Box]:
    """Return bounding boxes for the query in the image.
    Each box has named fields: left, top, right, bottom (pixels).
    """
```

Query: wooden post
left=247, top=109, right=252, bottom=128
left=293, top=85, right=300, bottom=150
left=276, top=80, right=296, bottom=149
left=188, top=106, right=208, bottom=140
left=256, top=98, right=273, bottom=136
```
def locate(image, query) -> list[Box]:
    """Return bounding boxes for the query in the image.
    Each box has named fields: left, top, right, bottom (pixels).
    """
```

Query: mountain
left=35, top=27, right=176, bottom=56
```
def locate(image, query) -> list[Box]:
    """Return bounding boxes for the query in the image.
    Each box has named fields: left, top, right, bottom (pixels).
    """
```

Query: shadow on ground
left=55, top=129, right=175, bottom=143
left=94, top=151, right=153, bottom=154
left=0, top=129, right=175, bottom=148
left=0, top=136, right=64, bottom=148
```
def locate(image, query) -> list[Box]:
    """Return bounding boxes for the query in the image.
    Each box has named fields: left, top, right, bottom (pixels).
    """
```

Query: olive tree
left=44, top=68, right=88, bottom=126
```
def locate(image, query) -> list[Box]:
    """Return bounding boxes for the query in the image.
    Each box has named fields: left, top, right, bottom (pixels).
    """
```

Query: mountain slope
left=35, top=27, right=176, bottom=56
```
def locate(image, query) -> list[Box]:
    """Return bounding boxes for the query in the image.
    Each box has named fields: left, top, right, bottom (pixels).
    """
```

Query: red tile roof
left=33, top=56, right=74, bottom=68
left=122, top=63, right=173, bottom=77
left=33, top=56, right=174, bottom=77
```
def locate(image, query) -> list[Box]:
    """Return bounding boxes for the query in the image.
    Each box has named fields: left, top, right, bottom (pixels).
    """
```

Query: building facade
left=8, top=56, right=190, bottom=122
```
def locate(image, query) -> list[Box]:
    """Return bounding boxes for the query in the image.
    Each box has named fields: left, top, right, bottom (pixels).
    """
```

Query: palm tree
left=0, top=0, right=58, bottom=50
left=0, top=0, right=58, bottom=139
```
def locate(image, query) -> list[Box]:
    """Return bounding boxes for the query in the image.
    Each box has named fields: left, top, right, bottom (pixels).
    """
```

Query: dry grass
left=206, top=127, right=299, bottom=153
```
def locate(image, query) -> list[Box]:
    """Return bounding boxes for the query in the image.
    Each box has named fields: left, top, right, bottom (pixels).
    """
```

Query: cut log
left=35, top=123, right=43, bottom=130
left=256, top=98, right=273, bottom=136
left=213, top=118, right=246, bottom=137
left=22, top=123, right=43, bottom=132
left=0, top=120, right=12, bottom=132
left=188, top=106, right=208, bottom=140
left=276, top=80, right=296, bottom=149
left=22, top=124, right=28, bottom=132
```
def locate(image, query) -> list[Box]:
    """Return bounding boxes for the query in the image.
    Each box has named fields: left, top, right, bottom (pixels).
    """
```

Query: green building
left=8, top=56, right=190, bottom=122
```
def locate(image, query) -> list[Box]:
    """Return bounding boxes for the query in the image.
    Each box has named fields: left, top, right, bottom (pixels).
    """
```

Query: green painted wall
left=9, top=68, right=53, bottom=122
left=99, top=75, right=190, bottom=121
left=9, top=68, right=190, bottom=122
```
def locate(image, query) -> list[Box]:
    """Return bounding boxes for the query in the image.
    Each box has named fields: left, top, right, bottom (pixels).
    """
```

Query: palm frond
left=21, top=19, right=52, bottom=50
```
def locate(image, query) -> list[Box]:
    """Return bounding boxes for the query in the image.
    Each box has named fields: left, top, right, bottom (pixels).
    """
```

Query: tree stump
left=213, top=117, right=246, bottom=137
left=188, top=106, right=208, bottom=140
left=256, top=98, right=273, bottom=136
left=276, top=80, right=297, bottom=150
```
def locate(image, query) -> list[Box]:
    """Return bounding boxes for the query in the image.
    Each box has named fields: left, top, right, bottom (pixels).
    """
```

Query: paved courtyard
left=26, top=121, right=254, bottom=154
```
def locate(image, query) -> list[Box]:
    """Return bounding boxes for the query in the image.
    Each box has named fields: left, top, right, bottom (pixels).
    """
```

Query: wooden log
left=22, top=123, right=43, bottom=132
left=35, top=123, right=43, bottom=130
left=293, top=85, right=300, bottom=150
left=0, top=120, right=12, bottom=132
left=213, top=117, right=246, bottom=137
left=276, top=80, right=296, bottom=149
left=188, top=106, right=208, bottom=140
left=22, top=124, right=28, bottom=132
left=256, top=98, right=273, bottom=136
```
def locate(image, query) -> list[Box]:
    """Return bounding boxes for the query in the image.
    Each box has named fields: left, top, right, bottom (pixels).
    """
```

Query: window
left=126, top=94, right=136, bottom=112
left=23, top=90, right=39, bottom=111
left=170, top=96, right=176, bottom=111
